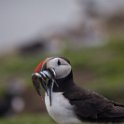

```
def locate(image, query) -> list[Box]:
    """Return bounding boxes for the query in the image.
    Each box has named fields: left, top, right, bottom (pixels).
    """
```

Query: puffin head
left=32, top=57, right=73, bottom=103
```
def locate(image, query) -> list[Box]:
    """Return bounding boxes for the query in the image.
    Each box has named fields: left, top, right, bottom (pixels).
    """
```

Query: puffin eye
left=57, top=60, right=61, bottom=66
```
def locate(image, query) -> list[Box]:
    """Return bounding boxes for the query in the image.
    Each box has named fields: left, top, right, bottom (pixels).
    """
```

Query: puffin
left=32, top=57, right=124, bottom=124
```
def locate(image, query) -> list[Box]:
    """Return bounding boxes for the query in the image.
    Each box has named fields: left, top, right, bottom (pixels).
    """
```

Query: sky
left=1, top=0, right=123, bottom=54
left=0, top=0, right=78, bottom=53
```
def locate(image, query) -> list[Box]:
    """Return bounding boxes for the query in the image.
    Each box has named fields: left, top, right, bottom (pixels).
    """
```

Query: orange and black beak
left=32, top=60, right=46, bottom=96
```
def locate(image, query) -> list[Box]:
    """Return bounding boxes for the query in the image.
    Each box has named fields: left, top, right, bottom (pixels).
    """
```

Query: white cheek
left=55, top=65, right=71, bottom=79
left=47, top=58, right=58, bottom=69
left=46, top=58, right=72, bottom=79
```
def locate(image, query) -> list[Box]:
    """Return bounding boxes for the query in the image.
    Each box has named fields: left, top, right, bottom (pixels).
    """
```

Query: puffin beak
left=32, top=58, right=57, bottom=106
left=32, top=59, right=48, bottom=98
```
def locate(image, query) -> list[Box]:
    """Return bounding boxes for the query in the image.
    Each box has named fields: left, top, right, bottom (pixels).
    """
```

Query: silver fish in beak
left=32, top=60, right=57, bottom=106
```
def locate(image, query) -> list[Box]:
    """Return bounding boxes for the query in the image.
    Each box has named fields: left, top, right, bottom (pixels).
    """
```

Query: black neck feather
left=52, top=71, right=75, bottom=92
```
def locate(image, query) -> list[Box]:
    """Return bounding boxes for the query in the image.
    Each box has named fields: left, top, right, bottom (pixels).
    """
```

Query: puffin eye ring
left=57, top=60, right=61, bottom=66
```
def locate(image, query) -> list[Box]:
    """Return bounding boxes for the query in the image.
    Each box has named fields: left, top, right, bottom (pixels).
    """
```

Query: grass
left=0, top=114, right=55, bottom=124
left=63, top=38, right=124, bottom=100
left=0, top=54, right=47, bottom=91
left=0, top=37, right=124, bottom=99
left=0, top=38, right=124, bottom=123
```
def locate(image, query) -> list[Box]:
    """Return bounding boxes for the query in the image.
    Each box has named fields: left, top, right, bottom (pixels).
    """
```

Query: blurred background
left=0, top=0, right=124, bottom=123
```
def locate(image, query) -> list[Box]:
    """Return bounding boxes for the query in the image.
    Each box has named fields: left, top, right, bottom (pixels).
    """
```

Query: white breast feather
left=45, top=92, right=81, bottom=124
